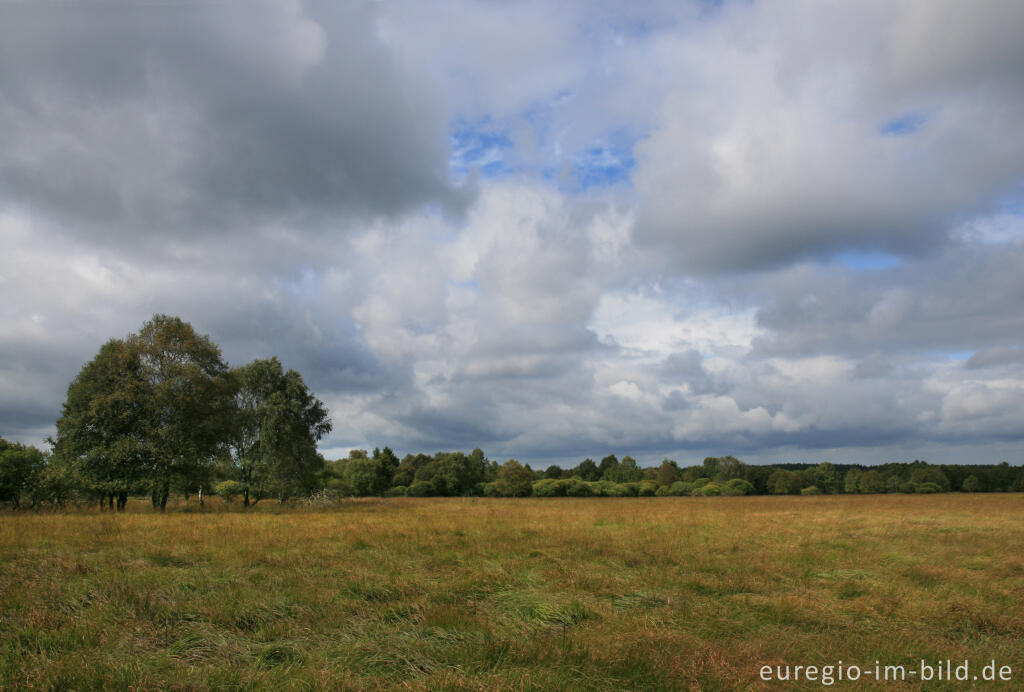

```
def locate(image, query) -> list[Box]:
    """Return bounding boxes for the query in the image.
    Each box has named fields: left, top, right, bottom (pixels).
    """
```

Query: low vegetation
left=2, top=494, right=1023, bottom=690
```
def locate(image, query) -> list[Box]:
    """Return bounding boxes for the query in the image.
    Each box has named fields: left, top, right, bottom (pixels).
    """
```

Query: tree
left=393, top=453, right=431, bottom=487
left=859, top=470, right=885, bottom=493
left=573, top=458, right=600, bottom=481
left=340, top=455, right=388, bottom=496
left=803, top=462, right=839, bottom=493
left=843, top=468, right=863, bottom=493
left=0, top=439, right=47, bottom=508
left=373, top=447, right=400, bottom=487
left=54, top=315, right=238, bottom=510
left=767, top=469, right=802, bottom=495
left=422, top=451, right=487, bottom=496
left=606, top=456, right=642, bottom=483
left=53, top=337, right=155, bottom=510
left=229, top=356, right=331, bottom=506
left=134, top=316, right=237, bottom=509
left=961, top=475, right=980, bottom=492
left=544, top=464, right=564, bottom=479
left=597, top=454, right=620, bottom=480
left=494, top=459, right=534, bottom=497
left=701, top=457, right=720, bottom=478
left=909, top=465, right=950, bottom=492
left=711, top=455, right=744, bottom=481
left=655, top=459, right=681, bottom=486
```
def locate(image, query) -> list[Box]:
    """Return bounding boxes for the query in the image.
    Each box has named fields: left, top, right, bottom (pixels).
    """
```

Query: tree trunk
left=243, top=487, right=250, bottom=508
left=116, top=492, right=128, bottom=511
left=198, top=486, right=204, bottom=508
left=153, top=477, right=170, bottom=511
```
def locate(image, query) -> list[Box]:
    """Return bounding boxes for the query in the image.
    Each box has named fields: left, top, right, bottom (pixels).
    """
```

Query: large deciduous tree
left=54, top=315, right=236, bottom=510
left=134, top=315, right=236, bottom=509
left=229, top=357, right=331, bottom=506
left=54, top=338, right=152, bottom=509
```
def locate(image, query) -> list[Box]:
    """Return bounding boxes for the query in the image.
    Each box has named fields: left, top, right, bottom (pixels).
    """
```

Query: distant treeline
left=320, top=450, right=1024, bottom=498
left=2, top=313, right=1023, bottom=510
left=4, top=439, right=1023, bottom=509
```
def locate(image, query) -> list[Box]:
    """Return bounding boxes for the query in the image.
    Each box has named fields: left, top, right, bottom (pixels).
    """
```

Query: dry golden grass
left=2, top=494, right=1023, bottom=690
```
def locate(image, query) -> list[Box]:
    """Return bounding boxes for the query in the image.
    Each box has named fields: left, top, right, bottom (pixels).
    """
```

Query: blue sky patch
left=833, top=251, right=903, bottom=271
left=449, top=119, right=515, bottom=179
left=572, top=130, right=637, bottom=190
left=881, top=113, right=926, bottom=136
left=448, top=108, right=638, bottom=192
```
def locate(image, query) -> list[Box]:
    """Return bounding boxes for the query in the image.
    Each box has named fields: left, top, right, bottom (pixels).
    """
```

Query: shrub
left=604, top=483, right=633, bottom=497
left=385, top=485, right=408, bottom=497
left=800, top=486, right=822, bottom=495
left=324, top=477, right=352, bottom=496
left=214, top=480, right=245, bottom=503
left=483, top=482, right=500, bottom=497
left=690, top=477, right=711, bottom=490
left=565, top=479, right=594, bottom=497
left=898, top=481, right=918, bottom=494
left=722, top=478, right=754, bottom=496
left=407, top=481, right=433, bottom=497
left=532, top=478, right=568, bottom=497
left=655, top=485, right=672, bottom=496
left=304, top=489, right=341, bottom=507
left=916, top=482, right=941, bottom=494
left=699, top=482, right=723, bottom=496
left=961, top=475, right=980, bottom=492
left=668, top=481, right=692, bottom=496
left=636, top=481, right=658, bottom=497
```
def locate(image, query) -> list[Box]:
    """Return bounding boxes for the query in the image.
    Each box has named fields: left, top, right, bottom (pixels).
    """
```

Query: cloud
left=631, top=0, right=1024, bottom=272
left=747, top=242, right=1024, bottom=359
left=0, top=0, right=460, bottom=246
left=966, top=347, right=1024, bottom=370
left=1, top=1, right=1022, bottom=468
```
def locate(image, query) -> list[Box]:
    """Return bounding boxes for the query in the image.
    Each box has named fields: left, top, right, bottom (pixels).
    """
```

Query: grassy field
left=2, top=495, right=1023, bottom=690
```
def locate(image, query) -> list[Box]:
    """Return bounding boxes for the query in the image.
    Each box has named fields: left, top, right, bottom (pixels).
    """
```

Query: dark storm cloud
left=0, top=1, right=459, bottom=242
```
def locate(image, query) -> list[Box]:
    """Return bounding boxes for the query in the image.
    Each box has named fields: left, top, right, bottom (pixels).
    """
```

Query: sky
left=2, top=0, right=1023, bottom=467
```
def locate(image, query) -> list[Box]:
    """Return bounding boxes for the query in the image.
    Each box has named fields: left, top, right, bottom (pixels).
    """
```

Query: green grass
left=2, top=494, right=1023, bottom=689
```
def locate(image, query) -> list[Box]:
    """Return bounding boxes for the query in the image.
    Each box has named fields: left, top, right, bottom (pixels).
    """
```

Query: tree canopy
left=51, top=315, right=328, bottom=510
left=229, top=357, right=331, bottom=506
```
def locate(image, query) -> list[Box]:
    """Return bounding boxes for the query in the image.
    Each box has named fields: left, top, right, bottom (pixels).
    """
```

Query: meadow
left=2, top=495, right=1023, bottom=690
